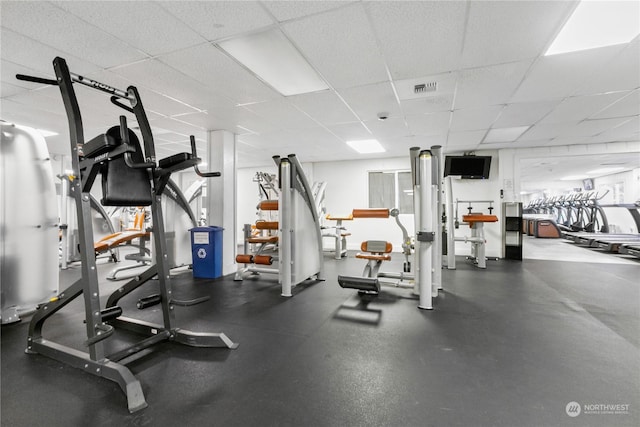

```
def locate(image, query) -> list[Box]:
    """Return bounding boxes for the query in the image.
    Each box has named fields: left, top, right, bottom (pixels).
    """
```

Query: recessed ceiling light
left=587, top=167, right=625, bottom=175
left=546, top=1, right=640, bottom=56
left=218, top=29, right=329, bottom=96
left=483, top=126, right=530, bottom=143
left=560, top=175, right=589, bottom=181
left=346, top=139, right=385, bottom=154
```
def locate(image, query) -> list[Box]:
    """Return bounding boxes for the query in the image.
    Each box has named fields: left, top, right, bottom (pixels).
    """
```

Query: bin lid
left=190, top=226, right=224, bottom=231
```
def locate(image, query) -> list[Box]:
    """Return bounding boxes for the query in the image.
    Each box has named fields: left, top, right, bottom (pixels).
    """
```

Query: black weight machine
left=17, top=57, right=237, bottom=413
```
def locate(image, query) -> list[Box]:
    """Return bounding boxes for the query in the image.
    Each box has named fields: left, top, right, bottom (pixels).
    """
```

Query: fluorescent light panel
left=483, top=126, right=530, bottom=143
left=218, top=29, right=329, bottom=96
left=546, top=1, right=640, bottom=56
left=346, top=139, right=385, bottom=154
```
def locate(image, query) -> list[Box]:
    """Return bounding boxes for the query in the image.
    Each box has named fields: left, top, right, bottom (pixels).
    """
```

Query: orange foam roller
left=255, top=221, right=279, bottom=230
left=236, top=254, right=253, bottom=264
left=352, top=208, right=390, bottom=219
left=253, top=255, right=273, bottom=265
left=258, top=200, right=279, bottom=211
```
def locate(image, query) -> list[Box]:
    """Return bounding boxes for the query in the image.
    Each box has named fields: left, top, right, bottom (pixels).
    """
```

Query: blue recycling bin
left=190, top=226, right=223, bottom=279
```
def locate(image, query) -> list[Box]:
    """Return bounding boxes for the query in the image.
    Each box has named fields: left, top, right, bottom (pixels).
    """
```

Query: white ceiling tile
left=538, top=92, right=629, bottom=125
left=1, top=60, right=48, bottom=89
left=547, top=136, right=591, bottom=146
left=1, top=2, right=146, bottom=68
left=158, top=44, right=280, bottom=105
left=400, top=94, right=454, bottom=115
left=518, top=122, right=575, bottom=141
left=289, top=90, right=358, bottom=125
left=338, top=82, right=401, bottom=121
left=493, top=100, right=561, bottom=127
left=405, top=112, right=451, bottom=136
left=171, top=112, right=237, bottom=132
left=110, top=59, right=228, bottom=109
left=510, top=45, right=626, bottom=103
left=283, top=3, right=388, bottom=89
left=263, top=1, right=351, bottom=22
left=450, top=106, right=503, bottom=132
left=556, top=117, right=632, bottom=138
left=590, top=90, right=640, bottom=120
left=4, top=88, right=65, bottom=115
left=52, top=1, right=205, bottom=56
left=574, top=40, right=640, bottom=96
left=454, top=60, right=532, bottom=109
left=233, top=112, right=281, bottom=135
left=158, top=1, right=274, bottom=41
left=461, top=1, right=576, bottom=68
left=244, top=99, right=320, bottom=130
left=589, top=116, right=639, bottom=142
left=155, top=132, right=191, bottom=143
left=447, top=130, right=485, bottom=146
left=1, top=82, right=26, bottom=98
left=367, top=1, right=466, bottom=78
left=363, top=117, right=410, bottom=140
left=0, top=30, right=102, bottom=77
left=327, top=122, right=371, bottom=141
left=151, top=118, right=207, bottom=139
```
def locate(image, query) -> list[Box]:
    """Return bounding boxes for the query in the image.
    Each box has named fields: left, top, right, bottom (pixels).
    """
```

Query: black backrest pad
left=101, top=126, right=153, bottom=206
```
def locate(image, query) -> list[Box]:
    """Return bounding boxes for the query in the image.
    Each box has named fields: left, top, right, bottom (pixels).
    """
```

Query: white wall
left=314, top=157, right=414, bottom=253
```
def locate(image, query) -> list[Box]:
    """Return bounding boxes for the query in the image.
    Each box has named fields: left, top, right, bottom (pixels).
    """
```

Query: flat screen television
left=583, top=178, right=594, bottom=190
left=444, top=155, right=492, bottom=179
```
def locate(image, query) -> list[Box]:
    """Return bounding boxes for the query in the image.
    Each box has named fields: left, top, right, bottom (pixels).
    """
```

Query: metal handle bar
left=119, top=116, right=155, bottom=169
left=190, top=136, right=221, bottom=178
left=17, top=71, right=133, bottom=101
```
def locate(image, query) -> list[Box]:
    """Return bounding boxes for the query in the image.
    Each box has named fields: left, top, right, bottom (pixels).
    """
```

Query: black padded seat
left=158, top=152, right=199, bottom=174
left=100, top=126, right=152, bottom=206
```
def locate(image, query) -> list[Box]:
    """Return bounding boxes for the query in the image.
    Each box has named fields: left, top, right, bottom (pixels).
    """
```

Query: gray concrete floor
left=2, top=250, right=639, bottom=427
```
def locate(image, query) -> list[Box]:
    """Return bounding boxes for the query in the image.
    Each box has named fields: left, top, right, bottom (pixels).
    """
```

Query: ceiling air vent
left=414, top=82, right=437, bottom=94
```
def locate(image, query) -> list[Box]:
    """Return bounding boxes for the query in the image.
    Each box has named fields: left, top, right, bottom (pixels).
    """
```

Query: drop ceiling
left=1, top=1, right=639, bottom=183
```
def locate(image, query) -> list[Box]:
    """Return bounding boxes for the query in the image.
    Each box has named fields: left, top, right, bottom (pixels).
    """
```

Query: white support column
left=409, top=147, right=421, bottom=296
left=430, top=145, right=443, bottom=292
left=418, top=150, right=433, bottom=310
left=279, top=159, right=292, bottom=297
left=445, top=176, right=456, bottom=269
left=205, top=130, right=237, bottom=276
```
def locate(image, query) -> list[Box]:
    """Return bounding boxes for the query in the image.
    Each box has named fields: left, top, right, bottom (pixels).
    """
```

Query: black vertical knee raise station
left=17, top=57, right=237, bottom=413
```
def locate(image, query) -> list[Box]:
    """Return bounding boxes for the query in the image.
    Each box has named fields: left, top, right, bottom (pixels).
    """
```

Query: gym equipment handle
left=84, top=323, right=114, bottom=347
left=190, top=136, right=221, bottom=178
left=16, top=74, right=58, bottom=86
left=119, top=116, right=156, bottom=170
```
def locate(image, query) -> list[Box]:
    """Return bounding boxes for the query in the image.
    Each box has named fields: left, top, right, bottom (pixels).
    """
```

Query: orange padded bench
left=326, top=213, right=354, bottom=221
left=94, top=230, right=150, bottom=254
left=355, top=240, right=392, bottom=261
left=462, top=214, right=498, bottom=227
